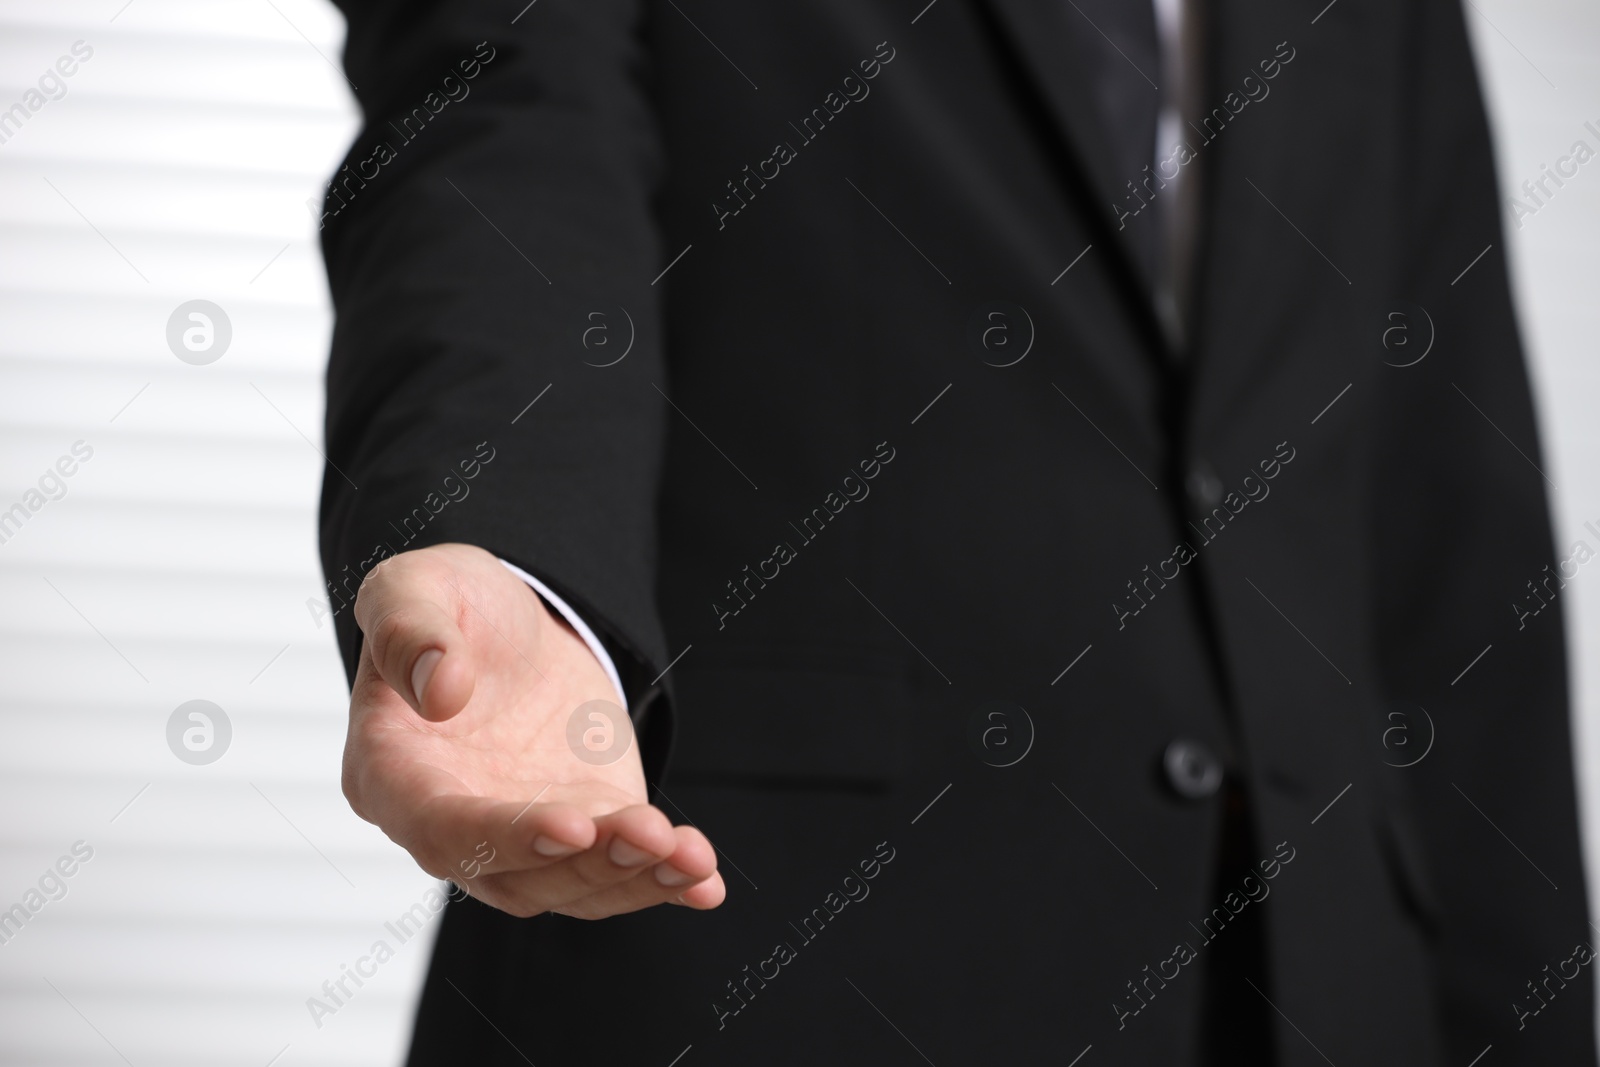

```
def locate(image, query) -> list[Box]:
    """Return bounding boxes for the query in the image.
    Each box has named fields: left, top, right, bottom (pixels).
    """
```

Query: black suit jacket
left=319, top=1, right=1594, bottom=1063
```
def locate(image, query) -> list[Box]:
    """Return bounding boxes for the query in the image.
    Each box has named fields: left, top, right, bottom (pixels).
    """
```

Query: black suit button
left=1186, top=460, right=1223, bottom=511
left=1164, top=739, right=1223, bottom=800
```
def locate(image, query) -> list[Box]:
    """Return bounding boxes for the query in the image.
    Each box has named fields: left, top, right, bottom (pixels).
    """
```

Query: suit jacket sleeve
left=317, top=0, right=673, bottom=716
left=1371, top=0, right=1593, bottom=1059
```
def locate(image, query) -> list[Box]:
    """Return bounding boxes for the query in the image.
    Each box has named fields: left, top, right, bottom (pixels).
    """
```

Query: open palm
left=342, top=543, right=723, bottom=919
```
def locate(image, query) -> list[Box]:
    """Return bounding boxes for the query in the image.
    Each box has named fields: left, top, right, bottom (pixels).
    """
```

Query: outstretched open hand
left=342, top=543, right=723, bottom=919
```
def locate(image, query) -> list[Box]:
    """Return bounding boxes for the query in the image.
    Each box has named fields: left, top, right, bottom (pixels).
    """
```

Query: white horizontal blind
left=0, top=3, right=438, bottom=1065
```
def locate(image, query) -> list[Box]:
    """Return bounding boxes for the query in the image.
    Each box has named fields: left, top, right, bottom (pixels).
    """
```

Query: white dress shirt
left=499, top=558, right=627, bottom=707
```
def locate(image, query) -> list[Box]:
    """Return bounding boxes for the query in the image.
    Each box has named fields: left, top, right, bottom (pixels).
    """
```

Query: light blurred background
left=0, top=1, right=1596, bottom=1063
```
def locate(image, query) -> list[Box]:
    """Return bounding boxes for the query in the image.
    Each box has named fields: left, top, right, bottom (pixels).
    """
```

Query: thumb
left=353, top=556, right=476, bottom=721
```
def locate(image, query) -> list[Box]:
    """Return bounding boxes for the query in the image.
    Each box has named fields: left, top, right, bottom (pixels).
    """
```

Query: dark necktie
left=1065, top=0, right=1163, bottom=291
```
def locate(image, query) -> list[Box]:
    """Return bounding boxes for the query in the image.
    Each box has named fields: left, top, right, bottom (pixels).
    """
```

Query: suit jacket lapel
left=979, top=0, right=1153, bottom=293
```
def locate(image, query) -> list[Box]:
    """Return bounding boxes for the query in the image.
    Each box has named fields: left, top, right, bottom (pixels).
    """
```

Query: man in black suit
left=317, top=1, right=1594, bottom=1063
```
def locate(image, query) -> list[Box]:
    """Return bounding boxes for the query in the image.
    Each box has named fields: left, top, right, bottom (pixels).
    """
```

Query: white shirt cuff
left=498, top=558, right=627, bottom=708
